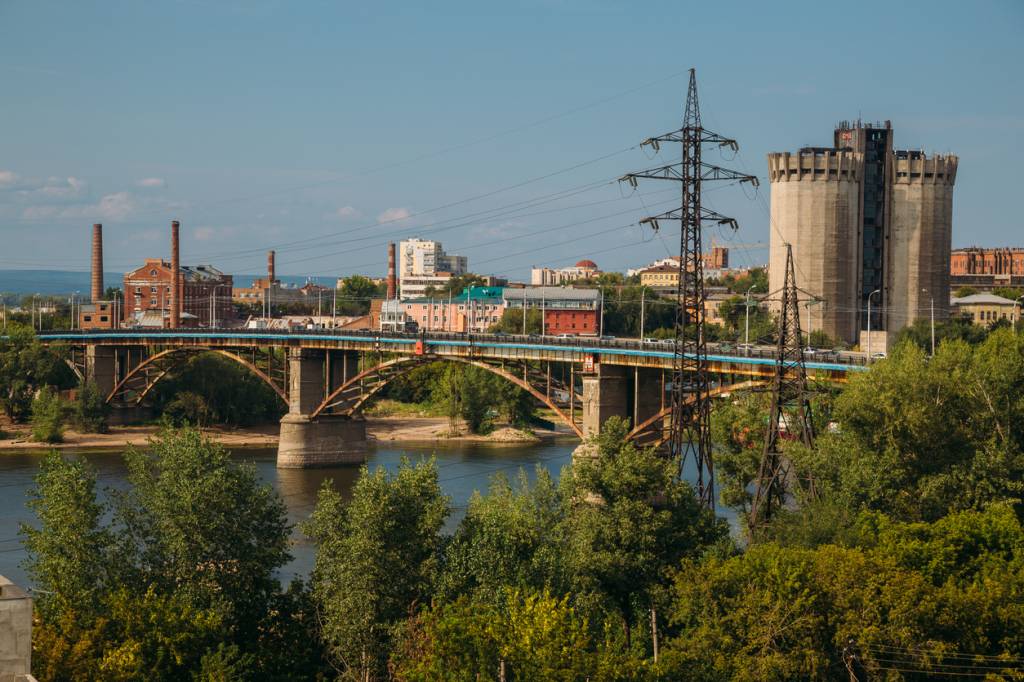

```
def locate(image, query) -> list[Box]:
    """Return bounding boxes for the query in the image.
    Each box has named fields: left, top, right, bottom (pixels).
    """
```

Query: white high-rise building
left=398, top=238, right=468, bottom=299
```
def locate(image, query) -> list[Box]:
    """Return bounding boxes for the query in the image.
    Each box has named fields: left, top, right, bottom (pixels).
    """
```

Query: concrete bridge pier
left=573, top=365, right=666, bottom=461
left=85, top=345, right=116, bottom=398
left=278, top=348, right=366, bottom=468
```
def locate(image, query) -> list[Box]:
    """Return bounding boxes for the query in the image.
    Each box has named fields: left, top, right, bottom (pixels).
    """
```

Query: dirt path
left=0, top=417, right=575, bottom=452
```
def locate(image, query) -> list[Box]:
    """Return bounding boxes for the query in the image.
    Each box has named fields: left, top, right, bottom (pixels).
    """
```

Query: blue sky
left=1, top=0, right=1021, bottom=282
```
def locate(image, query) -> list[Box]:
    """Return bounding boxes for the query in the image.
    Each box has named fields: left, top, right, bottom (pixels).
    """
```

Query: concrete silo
left=888, top=152, right=958, bottom=332
left=767, top=149, right=862, bottom=344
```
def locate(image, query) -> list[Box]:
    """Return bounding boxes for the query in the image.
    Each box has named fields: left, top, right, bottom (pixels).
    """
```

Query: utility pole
left=620, top=69, right=758, bottom=507
left=639, top=287, right=646, bottom=339
left=745, top=285, right=759, bottom=345
left=749, top=244, right=816, bottom=530
left=599, top=286, right=604, bottom=337
left=522, top=290, right=527, bottom=335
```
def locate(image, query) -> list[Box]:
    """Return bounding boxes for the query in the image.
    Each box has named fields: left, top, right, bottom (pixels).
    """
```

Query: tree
left=151, top=352, right=286, bottom=426
left=24, top=424, right=317, bottom=677
left=789, top=334, right=1024, bottom=522
left=423, top=273, right=487, bottom=299
left=23, top=451, right=121, bottom=620
left=955, top=285, right=979, bottom=298
left=73, top=381, right=110, bottom=433
left=392, top=589, right=599, bottom=682
left=162, top=390, right=211, bottom=426
left=31, top=385, right=67, bottom=443
left=438, top=469, right=565, bottom=605
left=115, top=428, right=291, bottom=630
left=306, top=457, right=449, bottom=680
left=489, top=308, right=543, bottom=335
left=337, top=275, right=386, bottom=315
left=0, top=323, right=72, bottom=421
left=895, top=316, right=988, bottom=349
left=561, top=417, right=727, bottom=646
left=661, top=506, right=1024, bottom=680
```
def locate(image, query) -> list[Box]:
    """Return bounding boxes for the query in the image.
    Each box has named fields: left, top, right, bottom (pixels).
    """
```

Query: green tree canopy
left=306, top=457, right=449, bottom=680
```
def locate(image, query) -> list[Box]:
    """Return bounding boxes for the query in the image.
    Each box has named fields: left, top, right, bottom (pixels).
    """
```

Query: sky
left=1, top=0, right=1022, bottom=284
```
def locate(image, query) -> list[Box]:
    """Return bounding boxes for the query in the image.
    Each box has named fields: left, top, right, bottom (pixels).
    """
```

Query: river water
left=0, top=439, right=737, bottom=589
left=0, top=440, right=579, bottom=588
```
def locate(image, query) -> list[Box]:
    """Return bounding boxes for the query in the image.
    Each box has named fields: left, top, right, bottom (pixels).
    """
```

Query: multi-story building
left=951, top=247, right=1024, bottom=275
left=950, top=247, right=1024, bottom=292
left=951, top=293, right=1021, bottom=327
left=399, top=238, right=468, bottom=299
left=530, top=260, right=600, bottom=286
left=502, top=287, right=601, bottom=336
left=124, top=259, right=233, bottom=327
left=639, top=264, right=680, bottom=292
left=767, top=120, right=958, bottom=347
left=404, top=286, right=506, bottom=333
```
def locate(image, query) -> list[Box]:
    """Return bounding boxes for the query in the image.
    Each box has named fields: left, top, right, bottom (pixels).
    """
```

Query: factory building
left=767, top=120, right=957, bottom=347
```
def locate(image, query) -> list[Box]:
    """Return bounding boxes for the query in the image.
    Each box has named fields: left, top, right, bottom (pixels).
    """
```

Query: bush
left=73, top=382, right=110, bottom=433
left=31, top=387, right=67, bottom=443
left=163, top=391, right=211, bottom=426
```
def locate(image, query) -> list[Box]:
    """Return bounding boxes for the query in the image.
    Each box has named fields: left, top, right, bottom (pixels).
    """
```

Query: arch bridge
left=42, top=329, right=860, bottom=468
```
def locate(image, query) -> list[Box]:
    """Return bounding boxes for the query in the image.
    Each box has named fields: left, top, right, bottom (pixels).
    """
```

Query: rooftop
left=951, top=293, right=1018, bottom=305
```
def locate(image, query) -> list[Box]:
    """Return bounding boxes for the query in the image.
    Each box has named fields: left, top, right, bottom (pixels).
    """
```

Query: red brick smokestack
left=91, top=223, right=103, bottom=303
left=387, top=243, right=396, bottom=300
left=170, top=220, right=181, bottom=328
left=268, top=250, right=276, bottom=284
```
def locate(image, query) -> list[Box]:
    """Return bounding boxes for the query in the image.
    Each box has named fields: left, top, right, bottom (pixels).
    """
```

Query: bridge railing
left=37, top=327, right=869, bottom=367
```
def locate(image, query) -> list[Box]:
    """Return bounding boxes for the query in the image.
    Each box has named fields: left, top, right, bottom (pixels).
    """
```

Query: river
left=0, top=439, right=738, bottom=589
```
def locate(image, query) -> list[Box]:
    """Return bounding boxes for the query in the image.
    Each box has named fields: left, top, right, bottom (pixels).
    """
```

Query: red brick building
left=124, top=259, right=234, bottom=328
left=502, top=287, right=601, bottom=336
left=951, top=247, right=1024, bottom=276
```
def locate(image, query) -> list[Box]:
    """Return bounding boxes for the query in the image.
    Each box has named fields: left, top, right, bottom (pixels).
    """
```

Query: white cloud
left=335, top=205, right=360, bottom=220
left=93, top=192, right=135, bottom=221
left=136, top=177, right=166, bottom=188
left=16, top=176, right=87, bottom=200
left=0, top=170, right=18, bottom=188
left=377, top=207, right=412, bottom=223
left=193, top=225, right=238, bottom=242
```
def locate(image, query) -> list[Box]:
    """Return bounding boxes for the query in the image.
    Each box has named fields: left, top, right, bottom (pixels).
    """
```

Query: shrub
left=73, top=382, right=110, bottom=433
left=31, top=386, right=67, bottom=443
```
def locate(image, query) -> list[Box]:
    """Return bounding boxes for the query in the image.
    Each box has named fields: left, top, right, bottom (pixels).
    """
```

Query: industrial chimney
left=386, top=243, right=396, bottom=300
left=91, top=223, right=104, bottom=303
left=170, top=220, right=181, bottom=328
left=268, top=250, right=276, bottom=284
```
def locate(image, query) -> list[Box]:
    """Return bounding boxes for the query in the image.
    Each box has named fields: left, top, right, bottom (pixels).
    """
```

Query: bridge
left=42, top=329, right=864, bottom=468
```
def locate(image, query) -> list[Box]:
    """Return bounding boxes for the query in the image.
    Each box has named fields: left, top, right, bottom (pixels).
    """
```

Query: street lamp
left=744, top=285, right=759, bottom=346
left=867, top=289, right=881, bottom=363
left=921, top=288, right=935, bottom=357
left=804, top=298, right=823, bottom=345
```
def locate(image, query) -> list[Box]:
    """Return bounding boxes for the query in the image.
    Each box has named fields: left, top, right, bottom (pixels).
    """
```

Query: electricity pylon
left=749, top=243, right=816, bottom=528
left=620, top=69, right=758, bottom=508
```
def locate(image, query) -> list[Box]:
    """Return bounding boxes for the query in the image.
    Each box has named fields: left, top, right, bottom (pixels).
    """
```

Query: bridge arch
left=311, top=355, right=586, bottom=438
left=105, top=348, right=288, bottom=407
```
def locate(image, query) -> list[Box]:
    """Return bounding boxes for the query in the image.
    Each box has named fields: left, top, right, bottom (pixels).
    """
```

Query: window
left=150, top=269, right=157, bottom=276
left=83, top=315, right=92, bottom=322
left=150, top=286, right=157, bottom=293
left=100, top=316, right=108, bottom=322
left=151, top=298, right=157, bottom=306
left=135, top=287, right=141, bottom=293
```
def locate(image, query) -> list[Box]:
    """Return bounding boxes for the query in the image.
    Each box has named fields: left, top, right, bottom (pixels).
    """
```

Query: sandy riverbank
left=0, top=417, right=575, bottom=452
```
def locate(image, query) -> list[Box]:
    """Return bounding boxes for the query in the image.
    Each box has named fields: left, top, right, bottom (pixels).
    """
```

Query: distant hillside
left=0, top=270, right=324, bottom=296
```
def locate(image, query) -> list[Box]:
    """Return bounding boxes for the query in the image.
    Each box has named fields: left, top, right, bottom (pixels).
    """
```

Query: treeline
left=381, top=361, right=536, bottom=433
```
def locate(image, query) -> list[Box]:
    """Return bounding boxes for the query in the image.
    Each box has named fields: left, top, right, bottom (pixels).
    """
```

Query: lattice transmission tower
left=749, top=243, right=817, bottom=528
left=620, top=69, right=758, bottom=508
